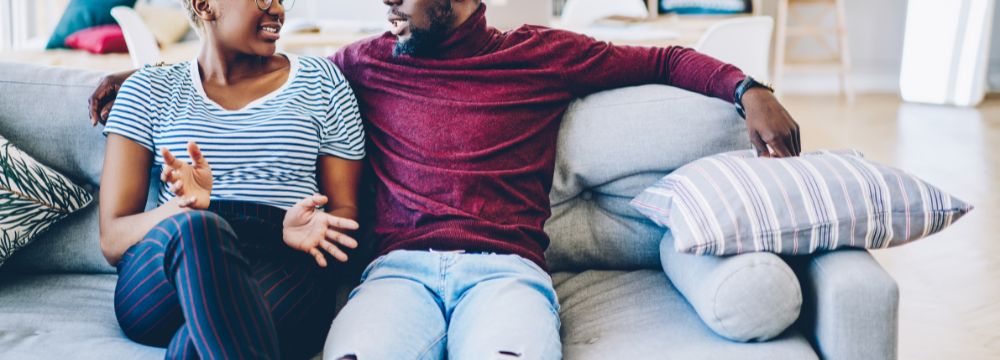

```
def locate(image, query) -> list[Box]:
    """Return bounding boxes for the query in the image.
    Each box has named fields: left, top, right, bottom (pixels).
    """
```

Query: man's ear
left=192, top=0, right=216, bottom=23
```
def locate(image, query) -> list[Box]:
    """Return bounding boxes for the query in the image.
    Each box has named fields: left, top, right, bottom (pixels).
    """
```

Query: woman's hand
left=283, top=194, right=360, bottom=267
left=161, top=141, right=213, bottom=210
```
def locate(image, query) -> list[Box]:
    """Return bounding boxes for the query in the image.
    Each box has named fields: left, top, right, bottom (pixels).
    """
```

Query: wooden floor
left=782, top=94, right=1000, bottom=360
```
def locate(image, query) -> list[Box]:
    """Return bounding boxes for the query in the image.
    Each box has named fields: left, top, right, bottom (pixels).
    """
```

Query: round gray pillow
left=659, top=232, right=802, bottom=342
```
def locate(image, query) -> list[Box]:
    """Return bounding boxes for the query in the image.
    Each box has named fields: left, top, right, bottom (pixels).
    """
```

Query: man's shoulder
left=508, top=24, right=592, bottom=42
left=331, top=33, right=393, bottom=65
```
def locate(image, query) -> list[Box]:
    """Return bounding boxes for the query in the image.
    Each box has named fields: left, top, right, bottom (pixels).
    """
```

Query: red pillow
left=65, top=24, right=129, bottom=54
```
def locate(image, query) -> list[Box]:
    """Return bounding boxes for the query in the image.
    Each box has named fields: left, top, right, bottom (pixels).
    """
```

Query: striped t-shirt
left=104, top=54, right=365, bottom=209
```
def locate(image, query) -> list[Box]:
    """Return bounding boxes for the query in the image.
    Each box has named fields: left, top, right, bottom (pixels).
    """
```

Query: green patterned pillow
left=0, top=135, right=94, bottom=267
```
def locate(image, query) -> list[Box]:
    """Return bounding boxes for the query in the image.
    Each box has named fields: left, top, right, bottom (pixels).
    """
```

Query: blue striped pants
left=113, top=201, right=335, bottom=360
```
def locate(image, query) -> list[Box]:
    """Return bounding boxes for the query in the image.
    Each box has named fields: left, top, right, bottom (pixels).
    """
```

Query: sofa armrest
left=796, top=249, right=899, bottom=360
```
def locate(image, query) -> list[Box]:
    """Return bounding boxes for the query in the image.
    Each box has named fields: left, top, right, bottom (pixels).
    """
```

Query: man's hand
left=89, top=69, right=137, bottom=126
left=742, top=88, right=801, bottom=158
left=161, top=141, right=213, bottom=210
left=283, top=194, right=360, bottom=268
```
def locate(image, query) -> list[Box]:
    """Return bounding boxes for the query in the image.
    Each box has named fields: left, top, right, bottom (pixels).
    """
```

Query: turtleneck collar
left=415, top=3, right=497, bottom=60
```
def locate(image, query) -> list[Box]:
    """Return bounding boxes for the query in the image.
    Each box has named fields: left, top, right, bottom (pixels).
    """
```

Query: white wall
left=991, top=0, right=1000, bottom=90
left=2, top=0, right=69, bottom=50
left=763, top=0, right=999, bottom=94
left=292, top=0, right=385, bottom=23
left=296, top=0, right=1000, bottom=94
left=0, top=0, right=11, bottom=51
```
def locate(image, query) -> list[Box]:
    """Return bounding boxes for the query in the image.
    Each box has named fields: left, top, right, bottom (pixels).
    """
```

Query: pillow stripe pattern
left=631, top=150, right=973, bottom=256
left=1, top=136, right=94, bottom=266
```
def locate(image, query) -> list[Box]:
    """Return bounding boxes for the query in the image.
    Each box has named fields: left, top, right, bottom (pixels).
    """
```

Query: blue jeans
left=323, top=250, right=562, bottom=360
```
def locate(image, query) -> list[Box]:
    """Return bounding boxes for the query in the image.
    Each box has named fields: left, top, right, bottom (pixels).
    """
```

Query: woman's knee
left=113, top=271, right=180, bottom=346
left=166, top=210, right=236, bottom=244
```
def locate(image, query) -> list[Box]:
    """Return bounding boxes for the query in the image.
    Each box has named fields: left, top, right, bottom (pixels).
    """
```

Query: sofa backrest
left=0, top=64, right=115, bottom=274
left=0, top=63, right=749, bottom=275
left=544, top=85, right=749, bottom=272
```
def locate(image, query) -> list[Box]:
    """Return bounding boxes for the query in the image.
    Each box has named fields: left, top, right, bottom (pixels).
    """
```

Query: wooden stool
left=774, top=0, right=854, bottom=102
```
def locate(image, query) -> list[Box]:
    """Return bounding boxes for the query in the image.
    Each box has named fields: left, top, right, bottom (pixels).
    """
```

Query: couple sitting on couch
left=89, top=0, right=801, bottom=359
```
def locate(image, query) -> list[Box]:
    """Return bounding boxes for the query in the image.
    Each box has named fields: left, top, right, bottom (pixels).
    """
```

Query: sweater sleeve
left=548, top=28, right=745, bottom=102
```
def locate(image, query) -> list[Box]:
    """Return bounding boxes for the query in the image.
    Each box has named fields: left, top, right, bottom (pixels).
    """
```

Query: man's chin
left=392, top=26, right=445, bottom=57
left=393, top=38, right=417, bottom=57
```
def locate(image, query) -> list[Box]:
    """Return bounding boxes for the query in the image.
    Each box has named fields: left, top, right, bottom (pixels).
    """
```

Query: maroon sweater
left=330, top=5, right=745, bottom=269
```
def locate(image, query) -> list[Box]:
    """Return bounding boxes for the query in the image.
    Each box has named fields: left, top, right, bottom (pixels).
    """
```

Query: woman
left=99, top=0, right=365, bottom=358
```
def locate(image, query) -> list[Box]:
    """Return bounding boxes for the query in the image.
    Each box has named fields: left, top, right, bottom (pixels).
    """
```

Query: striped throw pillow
left=0, top=135, right=94, bottom=267
left=631, top=150, right=973, bottom=256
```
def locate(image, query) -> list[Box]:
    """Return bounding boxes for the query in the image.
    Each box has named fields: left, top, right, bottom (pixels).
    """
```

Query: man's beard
left=393, top=0, right=453, bottom=57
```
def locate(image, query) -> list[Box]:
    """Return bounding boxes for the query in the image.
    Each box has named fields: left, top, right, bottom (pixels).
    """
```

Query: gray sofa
left=0, top=63, right=898, bottom=359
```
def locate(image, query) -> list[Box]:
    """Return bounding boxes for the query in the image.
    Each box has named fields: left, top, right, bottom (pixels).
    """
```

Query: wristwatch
left=734, top=76, right=774, bottom=119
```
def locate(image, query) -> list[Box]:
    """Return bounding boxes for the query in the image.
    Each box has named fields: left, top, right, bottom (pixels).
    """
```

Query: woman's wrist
left=162, top=197, right=194, bottom=215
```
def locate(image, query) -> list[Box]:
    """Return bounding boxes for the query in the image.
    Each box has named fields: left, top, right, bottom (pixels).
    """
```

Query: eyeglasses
left=254, top=0, right=295, bottom=12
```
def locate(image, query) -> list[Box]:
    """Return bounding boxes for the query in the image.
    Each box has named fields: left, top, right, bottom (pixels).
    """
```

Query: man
left=90, top=0, right=800, bottom=358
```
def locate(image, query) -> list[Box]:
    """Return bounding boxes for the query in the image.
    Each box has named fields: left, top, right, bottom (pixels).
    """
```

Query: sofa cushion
left=0, top=273, right=163, bottom=359
left=3, top=200, right=115, bottom=274
left=65, top=24, right=129, bottom=54
left=554, top=270, right=816, bottom=359
left=0, top=64, right=165, bottom=275
left=134, top=1, right=192, bottom=46
left=545, top=85, right=750, bottom=272
left=45, top=0, right=138, bottom=49
left=0, top=270, right=817, bottom=359
left=660, top=232, right=802, bottom=342
left=0, top=63, right=107, bottom=188
left=632, top=149, right=974, bottom=256
left=0, top=136, right=95, bottom=268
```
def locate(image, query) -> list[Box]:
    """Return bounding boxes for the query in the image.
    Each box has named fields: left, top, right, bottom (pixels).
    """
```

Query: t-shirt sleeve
left=321, top=65, right=366, bottom=160
left=102, top=71, right=157, bottom=152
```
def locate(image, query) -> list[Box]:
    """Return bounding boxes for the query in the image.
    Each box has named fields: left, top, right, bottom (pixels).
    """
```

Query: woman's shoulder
left=123, top=61, right=193, bottom=93
left=293, top=55, right=347, bottom=86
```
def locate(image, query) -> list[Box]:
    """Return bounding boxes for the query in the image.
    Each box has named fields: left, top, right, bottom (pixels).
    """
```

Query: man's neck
left=447, top=1, right=481, bottom=32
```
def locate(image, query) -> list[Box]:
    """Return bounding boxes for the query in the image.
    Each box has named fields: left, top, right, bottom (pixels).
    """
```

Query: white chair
left=110, top=6, right=161, bottom=68
left=694, top=16, right=774, bottom=83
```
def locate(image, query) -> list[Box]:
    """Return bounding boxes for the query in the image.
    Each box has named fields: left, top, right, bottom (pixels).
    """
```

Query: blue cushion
left=660, top=0, right=748, bottom=14
left=46, top=0, right=137, bottom=49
